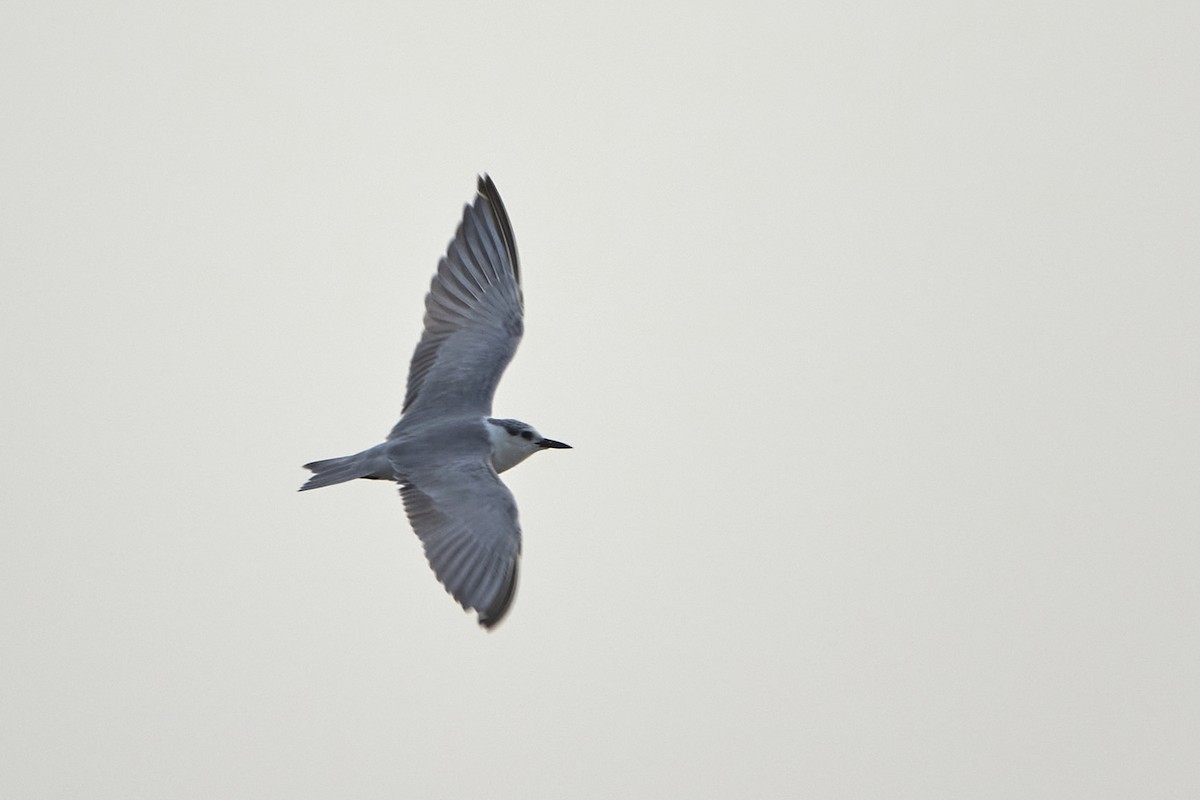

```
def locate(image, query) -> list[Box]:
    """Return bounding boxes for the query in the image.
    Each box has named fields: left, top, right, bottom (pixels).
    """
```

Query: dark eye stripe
left=520, top=431, right=533, bottom=440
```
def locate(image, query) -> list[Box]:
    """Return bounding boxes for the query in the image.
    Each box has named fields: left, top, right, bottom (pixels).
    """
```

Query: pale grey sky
left=2, top=2, right=1197, bottom=797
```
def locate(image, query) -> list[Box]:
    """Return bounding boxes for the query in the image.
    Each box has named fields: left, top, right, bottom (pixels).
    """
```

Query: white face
left=485, top=420, right=544, bottom=474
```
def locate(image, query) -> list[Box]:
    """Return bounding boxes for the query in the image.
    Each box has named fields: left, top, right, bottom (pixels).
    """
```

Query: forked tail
left=299, top=454, right=371, bottom=491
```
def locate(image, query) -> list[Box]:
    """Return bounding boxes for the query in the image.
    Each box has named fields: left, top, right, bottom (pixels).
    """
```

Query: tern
left=300, top=175, right=570, bottom=629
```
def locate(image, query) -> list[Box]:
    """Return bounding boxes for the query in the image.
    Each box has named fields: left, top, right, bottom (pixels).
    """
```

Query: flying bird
left=300, top=175, right=570, bottom=629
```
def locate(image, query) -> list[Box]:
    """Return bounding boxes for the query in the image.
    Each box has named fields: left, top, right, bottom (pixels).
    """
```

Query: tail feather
left=299, top=454, right=370, bottom=491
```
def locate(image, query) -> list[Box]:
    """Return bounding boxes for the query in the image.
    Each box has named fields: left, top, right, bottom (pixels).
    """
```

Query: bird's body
left=300, top=176, right=569, bottom=629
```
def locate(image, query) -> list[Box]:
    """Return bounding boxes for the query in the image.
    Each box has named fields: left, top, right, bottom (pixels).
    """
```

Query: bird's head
left=485, top=417, right=571, bottom=473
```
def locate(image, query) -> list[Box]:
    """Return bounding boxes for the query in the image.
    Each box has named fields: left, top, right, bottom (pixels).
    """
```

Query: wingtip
left=475, top=173, right=500, bottom=204
left=471, top=173, right=519, bottom=285
left=476, top=560, right=519, bottom=631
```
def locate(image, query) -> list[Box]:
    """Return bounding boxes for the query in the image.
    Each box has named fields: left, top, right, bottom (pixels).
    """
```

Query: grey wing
left=397, top=457, right=522, bottom=629
left=392, top=175, right=522, bottom=433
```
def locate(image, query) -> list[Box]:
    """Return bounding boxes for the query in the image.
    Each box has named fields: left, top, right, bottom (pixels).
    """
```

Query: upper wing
left=397, top=457, right=522, bottom=629
left=392, top=175, right=522, bottom=432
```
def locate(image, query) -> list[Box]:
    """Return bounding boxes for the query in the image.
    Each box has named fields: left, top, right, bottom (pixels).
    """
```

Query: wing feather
left=392, top=175, right=523, bottom=433
left=397, top=458, right=522, bottom=629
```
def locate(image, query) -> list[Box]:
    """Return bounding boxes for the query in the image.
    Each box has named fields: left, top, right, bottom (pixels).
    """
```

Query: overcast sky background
left=2, top=2, right=1197, bottom=797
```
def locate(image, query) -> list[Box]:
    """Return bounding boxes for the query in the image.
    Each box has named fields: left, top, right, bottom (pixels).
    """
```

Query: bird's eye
left=520, top=431, right=533, bottom=440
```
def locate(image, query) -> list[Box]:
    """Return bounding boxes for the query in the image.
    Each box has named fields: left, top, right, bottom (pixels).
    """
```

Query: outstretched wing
left=392, top=175, right=522, bottom=433
left=397, top=457, right=522, bottom=629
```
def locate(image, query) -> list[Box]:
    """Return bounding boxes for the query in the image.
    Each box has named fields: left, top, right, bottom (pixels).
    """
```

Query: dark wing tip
left=477, top=560, right=519, bottom=631
left=475, top=174, right=520, bottom=287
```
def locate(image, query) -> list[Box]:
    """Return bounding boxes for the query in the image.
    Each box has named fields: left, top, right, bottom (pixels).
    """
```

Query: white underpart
left=485, top=419, right=542, bottom=473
